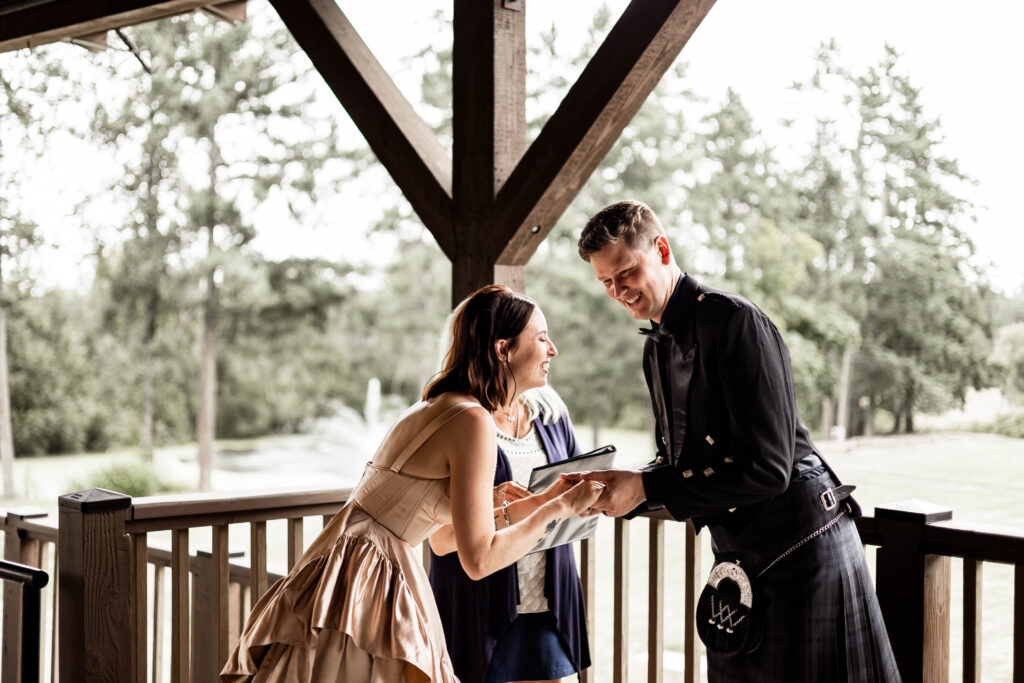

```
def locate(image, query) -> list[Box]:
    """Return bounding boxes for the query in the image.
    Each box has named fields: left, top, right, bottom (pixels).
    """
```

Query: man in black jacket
left=571, top=200, right=900, bottom=682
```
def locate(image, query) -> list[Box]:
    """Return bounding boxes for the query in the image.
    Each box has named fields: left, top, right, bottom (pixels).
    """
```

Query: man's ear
left=655, top=235, right=672, bottom=264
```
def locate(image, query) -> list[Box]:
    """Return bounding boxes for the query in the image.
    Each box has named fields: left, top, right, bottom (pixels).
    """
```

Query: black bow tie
left=639, top=326, right=672, bottom=343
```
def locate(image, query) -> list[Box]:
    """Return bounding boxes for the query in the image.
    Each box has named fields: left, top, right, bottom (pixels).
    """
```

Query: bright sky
left=20, top=0, right=1024, bottom=295
left=343, top=0, right=1024, bottom=294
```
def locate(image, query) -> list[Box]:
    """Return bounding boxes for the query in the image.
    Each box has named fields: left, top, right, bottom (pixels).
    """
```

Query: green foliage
left=72, top=461, right=185, bottom=498
left=991, top=323, right=1024, bottom=404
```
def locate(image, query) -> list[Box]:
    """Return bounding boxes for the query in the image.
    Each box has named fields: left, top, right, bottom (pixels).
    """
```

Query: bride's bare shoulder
left=400, top=393, right=486, bottom=427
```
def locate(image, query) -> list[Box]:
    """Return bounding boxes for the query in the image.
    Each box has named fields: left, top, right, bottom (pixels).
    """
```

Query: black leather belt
left=708, top=471, right=858, bottom=569
left=820, top=484, right=856, bottom=511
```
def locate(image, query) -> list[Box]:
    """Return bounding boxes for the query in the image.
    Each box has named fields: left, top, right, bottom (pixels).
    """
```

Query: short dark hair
left=577, top=200, right=664, bottom=261
left=423, top=284, right=536, bottom=411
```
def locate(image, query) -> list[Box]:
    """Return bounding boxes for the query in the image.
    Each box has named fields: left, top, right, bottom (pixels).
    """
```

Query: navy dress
left=429, top=413, right=592, bottom=683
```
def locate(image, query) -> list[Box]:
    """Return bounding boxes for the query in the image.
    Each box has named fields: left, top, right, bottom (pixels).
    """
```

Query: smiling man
left=571, top=200, right=900, bottom=682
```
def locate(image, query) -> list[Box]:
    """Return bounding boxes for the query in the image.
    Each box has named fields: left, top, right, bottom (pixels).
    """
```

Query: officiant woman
left=428, top=294, right=592, bottom=683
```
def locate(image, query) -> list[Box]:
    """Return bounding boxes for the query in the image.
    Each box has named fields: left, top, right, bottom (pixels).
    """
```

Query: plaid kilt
left=705, top=472, right=901, bottom=683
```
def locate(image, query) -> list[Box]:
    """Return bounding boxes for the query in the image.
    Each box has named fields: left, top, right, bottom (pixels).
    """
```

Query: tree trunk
left=0, top=261, right=15, bottom=496
left=904, top=377, right=916, bottom=434
left=140, top=297, right=156, bottom=461
left=835, top=349, right=853, bottom=441
left=590, top=418, right=601, bottom=452
left=820, top=397, right=834, bottom=440
left=820, top=350, right=836, bottom=438
left=864, top=396, right=875, bottom=437
left=197, top=237, right=217, bottom=492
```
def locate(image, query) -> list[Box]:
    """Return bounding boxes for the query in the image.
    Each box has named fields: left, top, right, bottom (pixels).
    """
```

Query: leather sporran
left=695, top=561, right=763, bottom=656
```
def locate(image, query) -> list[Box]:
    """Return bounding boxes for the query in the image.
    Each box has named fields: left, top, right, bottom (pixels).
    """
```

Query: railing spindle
left=580, top=536, right=595, bottom=683
left=132, top=533, right=148, bottom=683
left=50, top=542, right=58, bottom=683
left=684, top=520, right=701, bottom=683
left=171, top=529, right=189, bottom=683
left=152, top=564, right=165, bottom=683
left=37, top=542, right=50, bottom=681
left=648, top=518, right=664, bottom=683
left=613, top=517, right=629, bottom=683
left=250, top=521, right=268, bottom=603
left=1015, top=563, right=1023, bottom=683
left=287, top=518, right=303, bottom=570
left=963, top=559, right=981, bottom=683
left=213, top=524, right=230, bottom=677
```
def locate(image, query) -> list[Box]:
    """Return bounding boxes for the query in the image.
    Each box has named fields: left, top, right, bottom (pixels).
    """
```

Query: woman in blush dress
left=221, top=284, right=604, bottom=683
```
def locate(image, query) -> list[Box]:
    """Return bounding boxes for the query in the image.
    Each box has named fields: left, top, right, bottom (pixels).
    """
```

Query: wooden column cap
left=59, top=487, right=131, bottom=513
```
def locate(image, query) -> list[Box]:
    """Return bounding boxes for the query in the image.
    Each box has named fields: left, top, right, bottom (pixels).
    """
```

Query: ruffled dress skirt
left=221, top=503, right=458, bottom=683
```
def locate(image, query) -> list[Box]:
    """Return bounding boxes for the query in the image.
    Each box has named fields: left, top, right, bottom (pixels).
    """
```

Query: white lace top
left=497, top=426, right=550, bottom=614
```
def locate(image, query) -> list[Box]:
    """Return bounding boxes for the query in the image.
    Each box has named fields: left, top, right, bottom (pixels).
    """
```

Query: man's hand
left=561, top=469, right=646, bottom=517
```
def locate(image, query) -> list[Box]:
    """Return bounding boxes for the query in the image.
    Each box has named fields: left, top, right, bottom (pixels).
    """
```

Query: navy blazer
left=428, top=412, right=592, bottom=683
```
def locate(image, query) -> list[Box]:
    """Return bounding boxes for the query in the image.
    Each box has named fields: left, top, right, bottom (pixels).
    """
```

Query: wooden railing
left=3, top=491, right=1023, bottom=682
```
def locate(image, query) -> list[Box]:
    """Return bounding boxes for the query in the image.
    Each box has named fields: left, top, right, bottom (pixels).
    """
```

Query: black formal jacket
left=631, top=273, right=828, bottom=532
left=429, top=413, right=591, bottom=683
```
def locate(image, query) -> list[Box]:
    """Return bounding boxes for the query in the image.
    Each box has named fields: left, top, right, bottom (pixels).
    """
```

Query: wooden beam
left=490, top=0, right=718, bottom=264
left=0, top=0, right=213, bottom=53
left=270, top=0, right=455, bottom=258
left=450, top=0, right=526, bottom=301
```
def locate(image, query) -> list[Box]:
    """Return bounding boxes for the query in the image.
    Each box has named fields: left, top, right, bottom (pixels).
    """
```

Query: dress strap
left=389, top=401, right=481, bottom=472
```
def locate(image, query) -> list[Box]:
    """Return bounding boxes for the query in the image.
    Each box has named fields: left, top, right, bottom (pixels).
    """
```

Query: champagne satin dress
left=221, top=402, right=478, bottom=682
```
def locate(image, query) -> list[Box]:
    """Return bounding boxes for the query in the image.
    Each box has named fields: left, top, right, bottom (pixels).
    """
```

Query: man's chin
left=623, top=305, right=647, bottom=320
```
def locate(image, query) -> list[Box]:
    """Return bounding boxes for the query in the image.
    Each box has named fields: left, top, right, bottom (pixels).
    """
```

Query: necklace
left=496, top=400, right=523, bottom=439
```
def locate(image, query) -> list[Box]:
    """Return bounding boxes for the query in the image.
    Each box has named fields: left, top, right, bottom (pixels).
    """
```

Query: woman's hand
left=537, top=476, right=574, bottom=501
left=555, top=479, right=607, bottom=516
left=493, top=480, right=530, bottom=507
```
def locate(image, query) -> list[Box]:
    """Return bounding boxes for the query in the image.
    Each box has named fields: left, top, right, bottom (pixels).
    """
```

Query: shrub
left=988, top=413, right=1024, bottom=439
left=74, top=461, right=185, bottom=498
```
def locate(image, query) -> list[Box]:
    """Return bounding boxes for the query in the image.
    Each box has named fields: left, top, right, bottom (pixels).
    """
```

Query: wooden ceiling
left=0, top=0, right=717, bottom=302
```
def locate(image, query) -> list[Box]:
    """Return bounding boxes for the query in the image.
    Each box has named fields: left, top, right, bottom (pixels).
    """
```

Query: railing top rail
left=125, top=485, right=354, bottom=533
left=923, top=519, right=1024, bottom=564
left=1, top=514, right=59, bottom=543
left=856, top=514, right=1024, bottom=565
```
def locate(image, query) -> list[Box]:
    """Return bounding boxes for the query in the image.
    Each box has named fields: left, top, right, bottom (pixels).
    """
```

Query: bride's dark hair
left=423, top=284, right=535, bottom=412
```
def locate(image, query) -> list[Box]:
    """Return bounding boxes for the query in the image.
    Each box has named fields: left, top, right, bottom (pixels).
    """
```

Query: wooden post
left=873, top=500, right=953, bottom=683
left=58, top=488, right=132, bottom=683
left=2, top=509, right=47, bottom=683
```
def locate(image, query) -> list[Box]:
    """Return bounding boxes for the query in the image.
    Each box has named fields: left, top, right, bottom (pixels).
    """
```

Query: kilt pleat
left=706, top=510, right=900, bottom=682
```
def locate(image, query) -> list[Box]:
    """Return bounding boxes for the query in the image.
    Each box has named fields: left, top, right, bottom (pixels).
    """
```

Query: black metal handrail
left=0, top=559, right=49, bottom=683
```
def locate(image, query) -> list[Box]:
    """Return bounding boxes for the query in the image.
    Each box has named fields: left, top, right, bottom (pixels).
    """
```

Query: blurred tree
left=849, top=46, right=993, bottom=432
left=215, top=254, right=352, bottom=436
left=98, top=6, right=345, bottom=488
left=90, top=21, right=193, bottom=461
left=788, top=41, right=867, bottom=437
left=991, top=322, right=1024, bottom=404
left=0, top=49, right=76, bottom=494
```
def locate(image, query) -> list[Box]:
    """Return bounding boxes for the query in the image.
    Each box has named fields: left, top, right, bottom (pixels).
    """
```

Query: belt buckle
left=820, top=487, right=837, bottom=511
